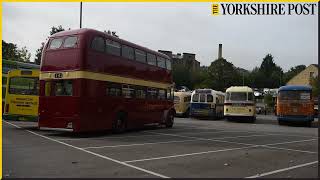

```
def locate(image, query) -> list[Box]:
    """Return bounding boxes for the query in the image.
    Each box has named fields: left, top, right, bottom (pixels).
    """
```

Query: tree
left=17, top=46, right=31, bottom=62
left=207, top=58, right=241, bottom=91
left=34, top=25, right=66, bottom=65
left=252, top=54, right=284, bottom=88
left=283, top=65, right=306, bottom=83
left=2, top=40, right=19, bottom=60
left=2, top=40, right=31, bottom=62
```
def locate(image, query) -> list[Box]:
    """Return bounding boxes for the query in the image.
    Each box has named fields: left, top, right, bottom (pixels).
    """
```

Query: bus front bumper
left=3, top=114, right=38, bottom=122
left=277, top=115, right=314, bottom=122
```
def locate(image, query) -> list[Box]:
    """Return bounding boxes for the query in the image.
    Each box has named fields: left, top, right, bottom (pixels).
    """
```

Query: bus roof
left=226, top=86, right=253, bottom=93
left=174, top=91, right=191, bottom=97
left=51, top=28, right=170, bottom=59
left=278, top=85, right=312, bottom=92
left=192, top=89, right=225, bottom=96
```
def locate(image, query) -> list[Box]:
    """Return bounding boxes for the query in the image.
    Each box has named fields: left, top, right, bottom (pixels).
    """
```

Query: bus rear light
left=5, top=104, right=9, bottom=113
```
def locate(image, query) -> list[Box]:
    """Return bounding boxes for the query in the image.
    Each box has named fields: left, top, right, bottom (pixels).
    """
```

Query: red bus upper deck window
left=63, top=36, right=78, bottom=48
left=122, top=45, right=134, bottom=60
left=106, top=39, right=121, bottom=56
left=91, top=36, right=105, bottom=52
left=135, top=49, right=146, bottom=63
left=157, top=57, right=166, bottom=69
left=147, top=53, right=156, bottom=66
left=166, top=59, right=172, bottom=70
left=49, top=38, right=63, bottom=49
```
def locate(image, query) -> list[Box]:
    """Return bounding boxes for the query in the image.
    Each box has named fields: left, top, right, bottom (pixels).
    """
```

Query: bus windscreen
left=9, top=77, right=39, bottom=95
left=230, top=92, right=247, bottom=101
left=279, top=91, right=311, bottom=100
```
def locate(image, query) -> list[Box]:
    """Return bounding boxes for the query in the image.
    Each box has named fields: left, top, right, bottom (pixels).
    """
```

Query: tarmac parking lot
left=3, top=115, right=319, bottom=178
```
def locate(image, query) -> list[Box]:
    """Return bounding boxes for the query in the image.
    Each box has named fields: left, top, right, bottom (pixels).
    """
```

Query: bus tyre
left=166, top=111, right=174, bottom=128
left=278, top=120, right=285, bottom=125
left=112, top=114, right=126, bottom=133
left=184, top=108, right=190, bottom=118
left=305, top=121, right=312, bottom=127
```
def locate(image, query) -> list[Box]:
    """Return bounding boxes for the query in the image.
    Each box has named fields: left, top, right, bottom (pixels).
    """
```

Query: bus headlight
left=249, top=109, right=251, bottom=112
left=226, top=108, right=228, bottom=112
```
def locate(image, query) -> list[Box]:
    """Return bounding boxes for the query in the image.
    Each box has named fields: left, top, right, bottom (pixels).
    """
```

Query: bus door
left=121, top=85, right=146, bottom=127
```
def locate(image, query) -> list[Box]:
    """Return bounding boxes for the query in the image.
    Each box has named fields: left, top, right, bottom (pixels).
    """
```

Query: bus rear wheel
left=165, top=111, right=174, bottom=128
left=112, top=115, right=127, bottom=133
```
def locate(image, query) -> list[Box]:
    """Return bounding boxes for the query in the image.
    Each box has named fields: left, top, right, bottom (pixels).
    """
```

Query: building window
left=147, top=53, right=157, bottom=66
left=135, top=49, right=146, bottom=63
left=122, top=45, right=134, bottom=60
left=91, top=37, right=105, bottom=52
left=106, top=39, right=121, bottom=56
left=310, top=72, right=315, bottom=78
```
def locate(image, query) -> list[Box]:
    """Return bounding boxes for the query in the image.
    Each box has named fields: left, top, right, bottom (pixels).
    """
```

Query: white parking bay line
left=246, top=161, right=318, bottom=178
left=4, top=121, right=169, bottom=178
left=82, top=134, right=272, bottom=149
left=83, top=139, right=198, bottom=149
left=124, top=145, right=259, bottom=163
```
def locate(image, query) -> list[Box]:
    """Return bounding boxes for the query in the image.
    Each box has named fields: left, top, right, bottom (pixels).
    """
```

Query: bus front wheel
left=165, top=111, right=174, bottom=128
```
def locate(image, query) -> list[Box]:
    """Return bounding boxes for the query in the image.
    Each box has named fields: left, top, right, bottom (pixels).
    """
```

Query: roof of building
left=278, top=85, right=312, bottom=91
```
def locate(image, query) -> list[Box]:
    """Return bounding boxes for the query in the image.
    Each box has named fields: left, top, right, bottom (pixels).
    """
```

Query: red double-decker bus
left=39, top=28, right=175, bottom=133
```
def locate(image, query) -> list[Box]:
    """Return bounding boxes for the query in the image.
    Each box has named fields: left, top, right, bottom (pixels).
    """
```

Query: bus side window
left=106, top=83, right=121, bottom=97
left=135, top=86, right=146, bottom=99
left=159, top=89, right=166, bottom=100
left=122, top=45, right=134, bottom=60
left=248, top=92, right=253, bottom=101
left=192, top=94, right=199, bottom=102
left=207, top=95, right=213, bottom=102
left=147, top=88, right=158, bottom=99
left=45, top=81, right=51, bottom=96
left=122, top=85, right=134, bottom=98
left=91, top=36, right=105, bottom=52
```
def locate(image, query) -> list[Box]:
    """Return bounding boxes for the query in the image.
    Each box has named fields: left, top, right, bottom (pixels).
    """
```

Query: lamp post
left=80, top=2, right=83, bottom=28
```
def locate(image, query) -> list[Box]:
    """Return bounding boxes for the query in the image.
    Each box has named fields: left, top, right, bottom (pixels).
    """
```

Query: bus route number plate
left=54, top=73, right=63, bottom=79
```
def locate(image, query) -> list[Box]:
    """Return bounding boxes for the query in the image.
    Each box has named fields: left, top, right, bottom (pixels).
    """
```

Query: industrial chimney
left=218, top=44, right=222, bottom=59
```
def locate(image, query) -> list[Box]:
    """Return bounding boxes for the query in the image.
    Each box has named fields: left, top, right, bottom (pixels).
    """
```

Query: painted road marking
left=246, top=161, right=318, bottom=178
left=4, top=121, right=170, bottom=178
left=82, top=134, right=276, bottom=149
left=124, top=145, right=259, bottom=163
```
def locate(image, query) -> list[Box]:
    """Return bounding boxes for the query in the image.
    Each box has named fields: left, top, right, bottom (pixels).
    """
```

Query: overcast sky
left=3, top=2, right=318, bottom=71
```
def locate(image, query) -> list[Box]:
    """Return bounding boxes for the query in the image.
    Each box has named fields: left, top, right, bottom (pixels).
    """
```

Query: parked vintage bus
left=190, top=89, right=225, bottom=119
left=39, top=28, right=175, bottom=133
left=224, top=86, right=256, bottom=122
left=2, top=59, right=39, bottom=110
left=277, top=85, right=314, bottom=126
left=174, top=91, right=191, bottom=117
left=3, top=69, right=39, bottom=121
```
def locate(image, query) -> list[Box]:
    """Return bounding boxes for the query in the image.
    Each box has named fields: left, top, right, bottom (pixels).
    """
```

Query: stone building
left=158, top=50, right=200, bottom=71
left=286, top=64, right=318, bottom=86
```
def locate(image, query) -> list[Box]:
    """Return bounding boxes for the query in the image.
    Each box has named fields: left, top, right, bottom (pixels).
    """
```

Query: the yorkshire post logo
left=211, top=3, right=317, bottom=16
left=212, top=4, right=219, bottom=15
